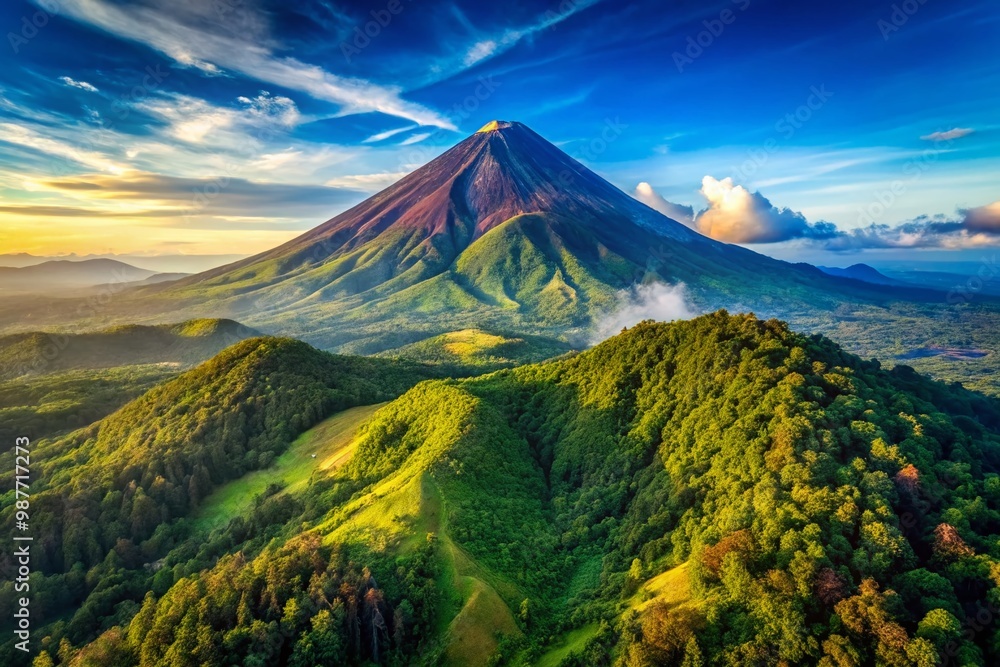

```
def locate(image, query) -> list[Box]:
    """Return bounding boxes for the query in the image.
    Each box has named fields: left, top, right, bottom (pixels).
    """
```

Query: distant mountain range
left=0, top=259, right=159, bottom=291
left=816, top=263, right=909, bottom=286
left=0, top=253, right=246, bottom=274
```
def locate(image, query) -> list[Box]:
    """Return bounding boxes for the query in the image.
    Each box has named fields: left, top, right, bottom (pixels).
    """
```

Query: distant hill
left=131, top=272, right=190, bottom=285
left=0, top=318, right=259, bottom=381
left=817, top=263, right=909, bottom=286
left=880, top=268, right=1000, bottom=297
left=0, top=258, right=157, bottom=291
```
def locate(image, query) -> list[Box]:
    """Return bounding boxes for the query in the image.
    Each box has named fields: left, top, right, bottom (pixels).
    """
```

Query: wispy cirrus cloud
left=399, top=132, right=432, bottom=146
left=34, top=0, right=455, bottom=129
left=362, top=125, right=419, bottom=143
left=0, top=122, right=128, bottom=174
left=325, top=171, right=411, bottom=191
left=31, top=171, right=365, bottom=220
left=455, top=0, right=604, bottom=69
left=921, top=127, right=974, bottom=141
left=137, top=91, right=300, bottom=146
left=59, top=76, right=99, bottom=93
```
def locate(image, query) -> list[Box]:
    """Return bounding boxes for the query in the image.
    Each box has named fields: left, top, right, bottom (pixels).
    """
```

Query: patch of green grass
left=564, top=555, right=603, bottom=602
left=379, top=328, right=573, bottom=371
left=194, top=403, right=383, bottom=530
left=535, top=623, right=600, bottom=667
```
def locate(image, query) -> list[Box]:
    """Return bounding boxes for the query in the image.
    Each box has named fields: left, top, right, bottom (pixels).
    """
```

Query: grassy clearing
left=432, top=477, right=521, bottom=667
left=322, top=466, right=522, bottom=666
left=628, top=561, right=693, bottom=612
left=535, top=622, right=601, bottom=667
left=194, top=403, right=383, bottom=530
left=533, top=563, right=693, bottom=666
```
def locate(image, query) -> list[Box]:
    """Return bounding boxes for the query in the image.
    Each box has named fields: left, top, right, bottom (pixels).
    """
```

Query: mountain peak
left=476, top=120, right=515, bottom=133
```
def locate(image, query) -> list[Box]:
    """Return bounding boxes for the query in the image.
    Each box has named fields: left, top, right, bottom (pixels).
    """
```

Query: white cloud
left=0, top=122, right=127, bottom=174
left=137, top=92, right=299, bottom=146
left=695, top=176, right=838, bottom=243
left=632, top=182, right=695, bottom=226
left=399, top=132, right=432, bottom=146
left=457, top=0, right=602, bottom=69
left=921, top=128, right=974, bottom=142
left=59, top=76, right=99, bottom=93
left=363, top=125, right=418, bottom=143
left=963, top=201, right=1000, bottom=232
left=37, top=0, right=455, bottom=129
left=592, top=282, right=694, bottom=344
left=464, top=39, right=500, bottom=66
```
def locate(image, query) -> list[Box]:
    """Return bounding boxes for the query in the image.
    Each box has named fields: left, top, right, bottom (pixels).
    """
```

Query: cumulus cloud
left=822, top=201, right=1000, bottom=251
left=921, top=128, right=974, bottom=142
left=591, top=282, right=694, bottom=343
left=59, top=76, right=99, bottom=93
left=696, top=176, right=840, bottom=243
left=633, top=182, right=695, bottom=226
left=962, top=201, right=1000, bottom=233
left=632, top=179, right=1000, bottom=251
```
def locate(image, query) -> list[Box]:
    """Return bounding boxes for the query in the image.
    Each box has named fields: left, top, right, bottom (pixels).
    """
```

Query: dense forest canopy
left=9, top=312, right=1000, bottom=666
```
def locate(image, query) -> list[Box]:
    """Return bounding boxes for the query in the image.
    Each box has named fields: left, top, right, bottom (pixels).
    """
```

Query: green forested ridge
left=19, top=312, right=1000, bottom=666
left=0, top=337, right=440, bottom=665
left=0, top=366, right=175, bottom=444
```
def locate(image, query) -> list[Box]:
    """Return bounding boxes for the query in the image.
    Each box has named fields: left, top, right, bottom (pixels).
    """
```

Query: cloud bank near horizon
left=634, top=181, right=1000, bottom=251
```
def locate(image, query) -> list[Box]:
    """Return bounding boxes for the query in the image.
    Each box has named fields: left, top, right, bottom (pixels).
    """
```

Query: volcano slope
left=35, top=312, right=1000, bottom=667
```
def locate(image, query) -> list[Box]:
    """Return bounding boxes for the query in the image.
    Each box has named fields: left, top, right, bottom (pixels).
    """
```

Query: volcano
left=150, top=121, right=918, bottom=352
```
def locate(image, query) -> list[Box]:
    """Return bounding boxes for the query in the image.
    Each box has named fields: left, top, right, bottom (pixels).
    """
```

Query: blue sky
left=0, top=0, right=997, bottom=262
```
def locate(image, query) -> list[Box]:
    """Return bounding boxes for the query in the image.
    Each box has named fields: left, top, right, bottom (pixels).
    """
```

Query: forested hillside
left=23, top=313, right=1000, bottom=666
left=0, top=338, right=440, bottom=665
